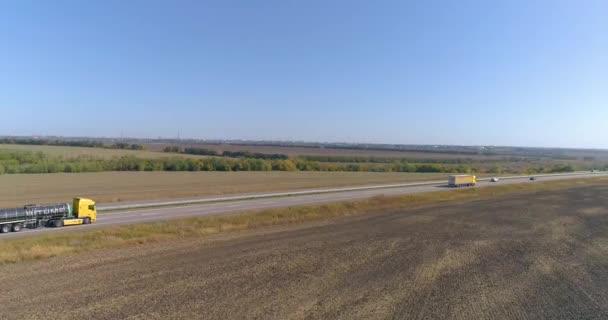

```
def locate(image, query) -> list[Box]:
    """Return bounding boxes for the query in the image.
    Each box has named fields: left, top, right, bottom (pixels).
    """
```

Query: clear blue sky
left=1, top=0, right=606, bottom=148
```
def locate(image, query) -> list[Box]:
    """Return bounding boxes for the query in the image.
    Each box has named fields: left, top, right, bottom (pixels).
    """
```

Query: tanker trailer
left=0, top=198, right=97, bottom=233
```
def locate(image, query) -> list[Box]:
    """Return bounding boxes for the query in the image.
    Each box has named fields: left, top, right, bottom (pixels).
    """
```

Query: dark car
left=529, top=176, right=536, bottom=181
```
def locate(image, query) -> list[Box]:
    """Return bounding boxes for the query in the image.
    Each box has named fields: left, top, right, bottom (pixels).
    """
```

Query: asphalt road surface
left=0, top=172, right=604, bottom=239
left=1, top=184, right=607, bottom=319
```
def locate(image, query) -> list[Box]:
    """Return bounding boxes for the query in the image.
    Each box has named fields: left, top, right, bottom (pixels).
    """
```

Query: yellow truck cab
left=62, top=198, right=97, bottom=226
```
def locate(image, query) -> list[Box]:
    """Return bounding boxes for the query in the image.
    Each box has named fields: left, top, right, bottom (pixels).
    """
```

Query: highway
left=97, top=171, right=601, bottom=211
left=1, top=172, right=605, bottom=239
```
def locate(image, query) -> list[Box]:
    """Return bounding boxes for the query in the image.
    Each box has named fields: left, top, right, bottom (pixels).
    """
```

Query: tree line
left=0, top=138, right=144, bottom=150
left=297, top=155, right=530, bottom=164
left=163, top=146, right=288, bottom=160
left=0, top=149, right=587, bottom=175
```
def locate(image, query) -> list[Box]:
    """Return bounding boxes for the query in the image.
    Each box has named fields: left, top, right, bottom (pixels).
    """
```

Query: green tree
left=272, top=159, right=297, bottom=171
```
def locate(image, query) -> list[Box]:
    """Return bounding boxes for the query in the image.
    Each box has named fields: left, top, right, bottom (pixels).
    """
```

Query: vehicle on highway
left=448, top=175, right=476, bottom=187
left=490, top=177, right=499, bottom=182
left=529, top=177, right=536, bottom=181
left=0, top=198, right=97, bottom=233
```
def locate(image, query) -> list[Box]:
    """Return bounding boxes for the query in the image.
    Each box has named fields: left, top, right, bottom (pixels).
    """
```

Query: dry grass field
left=1, top=180, right=607, bottom=319
left=0, top=171, right=448, bottom=207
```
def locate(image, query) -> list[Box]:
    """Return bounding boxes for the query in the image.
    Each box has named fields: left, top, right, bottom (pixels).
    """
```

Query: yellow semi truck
left=448, top=175, right=476, bottom=187
left=0, top=198, right=97, bottom=233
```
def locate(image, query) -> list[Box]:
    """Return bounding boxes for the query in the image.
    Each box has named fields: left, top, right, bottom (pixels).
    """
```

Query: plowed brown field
left=1, top=185, right=608, bottom=319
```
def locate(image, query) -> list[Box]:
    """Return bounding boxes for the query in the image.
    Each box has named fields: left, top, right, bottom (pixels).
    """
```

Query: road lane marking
left=223, top=204, right=244, bottom=208
left=140, top=212, right=161, bottom=216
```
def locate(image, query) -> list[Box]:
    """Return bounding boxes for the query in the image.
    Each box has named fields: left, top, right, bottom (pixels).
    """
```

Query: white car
left=490, top=177, right=499, bottom=182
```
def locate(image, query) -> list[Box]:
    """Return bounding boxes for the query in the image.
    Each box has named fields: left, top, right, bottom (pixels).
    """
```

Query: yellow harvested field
left=0, top=171, right=448, bottom=207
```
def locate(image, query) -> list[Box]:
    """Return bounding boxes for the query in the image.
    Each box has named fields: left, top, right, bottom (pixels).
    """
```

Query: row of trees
left=222, top=151, right=288, bottom=160
left=0, top=138, right=144, bottom=150
left=0, top=138, right=105, bottom=148
left=0, top=157, right=470, bottom=174
left=182, top=147, right=219, bottom=156
left=0, top=150, right=588, bottom=175
left=524, top=164, right=577, bottom=174
left=163, top=146, right=288, bottom=160
left=297, top=155, right=531, bottom=164
left=109, top=142, right=145, bottom=150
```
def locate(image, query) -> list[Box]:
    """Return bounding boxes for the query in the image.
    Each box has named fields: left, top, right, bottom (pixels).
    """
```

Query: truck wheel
left=12, top=223, right=22, bottom=232
left=53, top=220, right=64, bottom=228
left=83, top=217, right=91, bottom=225
left=0, top=224, right=11, bottom=233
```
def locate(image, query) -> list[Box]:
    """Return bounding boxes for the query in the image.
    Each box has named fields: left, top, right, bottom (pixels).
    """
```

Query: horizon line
left=1, top=134, right=607, bottom=152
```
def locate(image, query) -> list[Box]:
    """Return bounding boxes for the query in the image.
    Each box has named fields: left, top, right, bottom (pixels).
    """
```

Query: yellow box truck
left=448, top=175, right=476, bottom=187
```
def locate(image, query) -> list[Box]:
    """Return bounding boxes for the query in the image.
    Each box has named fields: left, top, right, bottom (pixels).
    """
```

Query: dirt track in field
left=2, top=185, right=608, bottom=319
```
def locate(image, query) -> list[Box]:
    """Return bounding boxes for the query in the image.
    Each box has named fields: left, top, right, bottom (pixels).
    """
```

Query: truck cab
left=71, top=198, right=97, bottom=224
